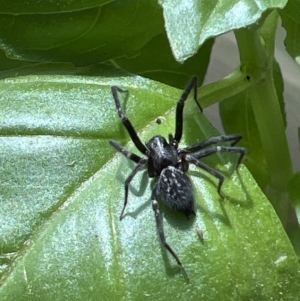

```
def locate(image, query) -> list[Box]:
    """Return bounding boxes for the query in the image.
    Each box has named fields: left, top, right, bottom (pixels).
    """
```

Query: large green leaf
left=0, top=0, right=111, bottom=13
left=0, top=70, right=299, bottom=300
left=159, top=0, right=288, bottom=62
left=0, top=0, right=163, bottom=65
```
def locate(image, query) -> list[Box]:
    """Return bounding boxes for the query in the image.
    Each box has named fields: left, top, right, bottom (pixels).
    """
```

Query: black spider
left=109, top=76, right=246, bottom=277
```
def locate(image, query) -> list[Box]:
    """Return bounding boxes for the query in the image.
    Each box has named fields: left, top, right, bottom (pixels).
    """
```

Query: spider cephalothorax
left=109, top=76, right=246, bottom=277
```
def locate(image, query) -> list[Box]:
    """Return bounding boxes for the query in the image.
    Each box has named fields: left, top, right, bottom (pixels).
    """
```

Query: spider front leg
left=194, top=145, right=246, bottom=167
left=111, top=86, right=148, bottom=154
left=151, top=186, right=188, bottom=278
left=173, top=76, right=202, bottom=145
left=179, top=134, right=243, bottom=155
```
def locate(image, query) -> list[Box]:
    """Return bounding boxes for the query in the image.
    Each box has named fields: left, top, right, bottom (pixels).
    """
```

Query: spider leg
left=174, top=76, right=202, bottom=144
left=109, top=140, right=142, bottom=164
left=193, top=146, right=246, bottom=167
left=185, top=154, right=225, bottom=198
left=111, top=86, right=148, bottom=154
left=178, top=134, right=243, bottom=155
left=120, top=157, right=148, bottom=220
left=151, top=187, right=188, bottom=278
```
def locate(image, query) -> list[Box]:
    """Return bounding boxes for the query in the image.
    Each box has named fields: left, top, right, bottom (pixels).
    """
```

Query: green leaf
left=159, top=0, right=288, bottom=62
left=0, top=0, right=111, bottom=14
left=1, top=70, right=299, bottom=300
left=0, top=52, right=91, bottom=79
left=281, top=0, right=300, bottom=65
left=0, top=0, right=163, bottom=65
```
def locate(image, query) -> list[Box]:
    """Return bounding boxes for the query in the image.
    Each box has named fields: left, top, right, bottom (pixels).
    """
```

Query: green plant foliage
left=281, top=0, right=300, bottom=64
left=0, top=1, right=163, bottom=65
left=288, top=172, right=300, bottom=214
left=113, top=32, right=214, bottom=89
left=159, top=0, right=287, bottom=62
left=0, top=72, right=299, bottom=300
left=219, top=60, right=285, bottom=189
left=1, top=0, right=300, bottom=300
left=0, top=0, right=110, bottom=13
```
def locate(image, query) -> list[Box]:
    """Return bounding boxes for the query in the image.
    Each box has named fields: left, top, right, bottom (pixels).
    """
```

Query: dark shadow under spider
left=109, top=76, right=246, bottom=278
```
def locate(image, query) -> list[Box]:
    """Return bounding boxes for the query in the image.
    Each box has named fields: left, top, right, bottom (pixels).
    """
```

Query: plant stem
left=199, top=68, right=251, bottom=108
left=235, top=11, right=293, bottom=223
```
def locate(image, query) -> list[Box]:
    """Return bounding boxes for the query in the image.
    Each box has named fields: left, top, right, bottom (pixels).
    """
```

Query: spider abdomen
left=157, top=166, right=195, bottom=217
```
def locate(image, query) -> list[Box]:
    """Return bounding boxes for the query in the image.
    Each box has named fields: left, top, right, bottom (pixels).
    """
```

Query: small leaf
left=281, top=0, right=300, bottom=65
left=288, top=172, right=300, bottom=224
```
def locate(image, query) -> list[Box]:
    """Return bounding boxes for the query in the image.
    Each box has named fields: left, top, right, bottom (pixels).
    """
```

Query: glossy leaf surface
left=0, top=1, right=163, bottom=65
left=159, top=0, right=287, bottom=62
left=0, top=72, right=299, bottom=300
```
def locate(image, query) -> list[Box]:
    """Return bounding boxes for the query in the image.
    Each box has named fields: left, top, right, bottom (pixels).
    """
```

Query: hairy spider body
left=109, top=76, right=246, bottom=277
left=156, top=166, right=195, bottom=216
left=146, top=135, right=178, bottom=177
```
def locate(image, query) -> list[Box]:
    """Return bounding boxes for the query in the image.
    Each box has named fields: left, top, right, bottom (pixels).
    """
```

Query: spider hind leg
left=152, top=187, right=189, bottom=278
